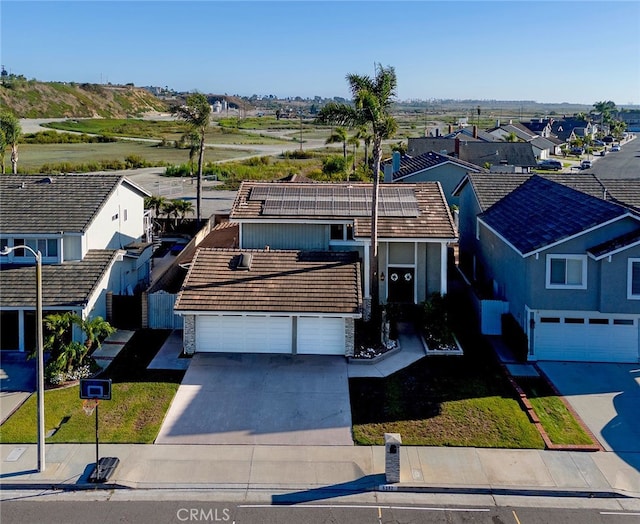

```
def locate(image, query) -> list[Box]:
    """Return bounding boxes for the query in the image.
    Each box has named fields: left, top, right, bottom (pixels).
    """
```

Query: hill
left=0, top=79, right=168, bottom=118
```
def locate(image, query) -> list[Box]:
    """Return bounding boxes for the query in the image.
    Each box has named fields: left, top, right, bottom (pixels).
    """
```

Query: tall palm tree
left=0, top=111, right=21, bottom=174
left=347, top=133, right=361, bottom=177
left=315, top=64, right=398, bottom=320
left=325, top=126, right=348, bottom=159
left=174, top=199, right=194, bottom=225
left=171, top=93, right=211, bottom=226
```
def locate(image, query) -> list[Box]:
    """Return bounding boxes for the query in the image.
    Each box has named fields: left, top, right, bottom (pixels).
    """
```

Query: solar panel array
left=251, top=185, right=420, bottom=217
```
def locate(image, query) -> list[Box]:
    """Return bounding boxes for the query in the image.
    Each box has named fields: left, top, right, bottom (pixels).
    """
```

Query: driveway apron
left=156, top=353, right=353, bottom=445
left=538, top=362, right=640, bottom=454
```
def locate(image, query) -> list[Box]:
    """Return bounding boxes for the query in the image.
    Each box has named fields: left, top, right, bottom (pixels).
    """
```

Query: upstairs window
left=546, top=255, right=587, bottom=289
left=629, top=259, right=640, bottom=299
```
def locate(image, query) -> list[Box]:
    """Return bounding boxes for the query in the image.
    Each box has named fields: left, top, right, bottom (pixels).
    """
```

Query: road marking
left=238, top=504, right=490, bottom=512
left=513, top=509, right=522, bottom=524
left=600, top=512, right=640, bottom=516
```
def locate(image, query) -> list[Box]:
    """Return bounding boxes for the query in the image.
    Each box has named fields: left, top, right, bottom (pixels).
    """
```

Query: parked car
left=593, top=139, right=605, bottom=146
left=603, top=136, right=614, bottom=143
left=570, top=146, right=585, bottom=155
left=537, top=159, right=563, bottom=171
left=580, top=160, right=592, bottom=169
left=611, top=145, right=621, bottom=152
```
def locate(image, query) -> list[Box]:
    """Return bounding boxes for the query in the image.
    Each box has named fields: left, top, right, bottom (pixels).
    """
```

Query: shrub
left=322, top=155, right=347, bottom=176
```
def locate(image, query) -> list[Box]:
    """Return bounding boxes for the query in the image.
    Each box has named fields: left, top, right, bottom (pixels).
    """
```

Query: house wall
left=456, top=184, right=482, bottom=279
left=599, top=245, right=640, bottom=314
left=242, top=223, right=329, bottom=250
left=85, top=183, right=146, bottom=253
left=63, top=234, right=82, bottom=261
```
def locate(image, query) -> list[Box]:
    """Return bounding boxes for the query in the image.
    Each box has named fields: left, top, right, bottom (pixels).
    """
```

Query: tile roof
left=587, top=229, right=640, bottom=259
left=0, top=174, right=149, bottom=234
left=456, top=142, right=538, bottom=167
left=382, top=151, right=483, bottom=181
left=231, top=182, right=457, bottom=240
left=601, top=179, right=640, bottom=213
left=479, top=175, right=629, bottom=255
left=0, top=250, right=119, bottom=308
left=174, top=249, right=362, bottom=314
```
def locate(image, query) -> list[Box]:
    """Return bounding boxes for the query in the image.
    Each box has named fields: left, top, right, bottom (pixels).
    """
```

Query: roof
left=479, top=176, right=629, bottom=256
left=0, top=174, right=150, bottom=234
left=587, top=229, right=640, bottom=259
left=601, top=179, right=640, bottom=214
left=231, top=182, right=457, bottom=240
left=456, top=142, right=538, bottom=168
left=0, top=250, right=119, bottom=308
left=174, top=249, right=362, bottom=314
left=382, top=151, right=483, bottom=181
left=455, top=172, right=612, bottom=212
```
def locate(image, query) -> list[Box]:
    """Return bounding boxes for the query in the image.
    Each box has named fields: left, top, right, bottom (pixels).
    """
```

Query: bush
left=322, top=155, right=347, bottom=176
left=421, top=293, right=454, bottom=348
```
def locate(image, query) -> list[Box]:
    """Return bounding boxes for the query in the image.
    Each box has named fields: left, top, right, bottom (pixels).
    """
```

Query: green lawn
left=350, top=353, right=545, bottom=448
left=0, top=329, right=184, bottom=444
left=517, top=377, right=594, bottom=446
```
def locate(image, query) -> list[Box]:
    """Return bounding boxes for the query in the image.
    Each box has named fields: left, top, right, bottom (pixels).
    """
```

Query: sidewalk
left=1, top=442, right=639, bottom=500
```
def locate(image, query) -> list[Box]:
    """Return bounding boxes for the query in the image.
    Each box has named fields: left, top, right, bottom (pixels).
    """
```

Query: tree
left=502, top=131, right=519, bottom=142
left=144, top=195, right=168, bottom=218
left=315, top=64, right=398, bottom=320
left=325, top=126, right=349, bottom=160
left=74, top=315, right=115, bottom=352
left=593, top=100, right=617, bottom=124
left=0, top=111, right=21, bottom=174
left=171, top=94, right=211, bottom=226
left=173, top=199, right=194, bottom=225
left=347, top=133, right=361, bottom=176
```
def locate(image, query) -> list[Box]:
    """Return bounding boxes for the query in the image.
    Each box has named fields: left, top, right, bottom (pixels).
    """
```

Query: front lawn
left=350, top=348, right=545, bottom=449
left=0, top=329, right=184, bottom=444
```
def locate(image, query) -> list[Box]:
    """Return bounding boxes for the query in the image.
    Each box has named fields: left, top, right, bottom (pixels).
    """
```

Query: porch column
left=18, top=309, right=25, bottom=352
left=440, top=242, right=448, bottom=295
left=363, top=242, right=372, bottom=320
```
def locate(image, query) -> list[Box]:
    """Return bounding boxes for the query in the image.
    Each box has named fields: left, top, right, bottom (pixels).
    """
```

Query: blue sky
left=2, top=1, right=639, bottom=105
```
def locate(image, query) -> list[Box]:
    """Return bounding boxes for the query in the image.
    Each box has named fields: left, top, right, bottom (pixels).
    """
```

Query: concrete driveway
left=538, top=362, right=640, bottom=454
left=156, top=353, right=353, bottom=445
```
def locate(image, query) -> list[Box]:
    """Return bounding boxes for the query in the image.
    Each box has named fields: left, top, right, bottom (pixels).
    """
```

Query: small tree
left=0, top=111, right=21, bottom=174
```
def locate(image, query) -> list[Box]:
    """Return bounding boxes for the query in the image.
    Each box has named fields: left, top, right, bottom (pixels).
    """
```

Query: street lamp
left=1, top=245, right=45, bottom=472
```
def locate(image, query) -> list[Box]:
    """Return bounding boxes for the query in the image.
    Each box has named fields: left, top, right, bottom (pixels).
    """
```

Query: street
left=1, top=497, right=640, bottom=524
left=587, top=135, right=639, bottom=179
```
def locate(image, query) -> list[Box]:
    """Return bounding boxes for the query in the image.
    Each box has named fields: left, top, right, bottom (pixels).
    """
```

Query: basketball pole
left=95, top=403, right=100, bottom=481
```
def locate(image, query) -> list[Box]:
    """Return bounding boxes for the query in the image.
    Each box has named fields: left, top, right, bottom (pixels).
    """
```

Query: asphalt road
left=584, top=135, right=639, bottom=179
left=1, top=499, right=639, bottom=524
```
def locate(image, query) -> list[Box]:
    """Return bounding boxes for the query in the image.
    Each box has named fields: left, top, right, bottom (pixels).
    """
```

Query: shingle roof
left=382, top=151, right=483, bottom=181
left=479, top=175, right=629, bottom=255
left=174, top=249, right=362, bottom=314
left=587, top=229, right=640, bottom=259
left=456, top=142, right=538, bottom=168
left=0, top=174, right=149, bottom=234
left=230, top=182, right=457, bottom=240
left=0, top=250, right=119, bottom=308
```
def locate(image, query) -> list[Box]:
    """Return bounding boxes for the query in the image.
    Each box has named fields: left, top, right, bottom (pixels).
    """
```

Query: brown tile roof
left=0, top=250, right=119, bottom=308
left=601, top=178, right=640, bottom=213
left=174, top=249, right=362, bottom=315
left=0, top=174, right=149, bottom=234
left=230, top=181, right=457, bottom=240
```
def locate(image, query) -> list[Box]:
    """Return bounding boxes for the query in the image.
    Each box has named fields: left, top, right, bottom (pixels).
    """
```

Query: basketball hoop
left=82, top=398, right=99, bottom=416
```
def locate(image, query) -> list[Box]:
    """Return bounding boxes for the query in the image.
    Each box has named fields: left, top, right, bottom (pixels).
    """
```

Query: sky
left=2, top=0, right=639, bottom=106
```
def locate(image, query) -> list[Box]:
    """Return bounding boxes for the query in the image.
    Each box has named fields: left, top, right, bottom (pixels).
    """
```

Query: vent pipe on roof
left=237, top=253, right=252, bottom=270
left=392, top=151, right=401, bottom=174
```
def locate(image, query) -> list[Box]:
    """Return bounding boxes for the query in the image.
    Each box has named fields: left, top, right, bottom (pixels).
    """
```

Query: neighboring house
left=382, top=151, right=484, bottom=207
left=0, top=174, right=153, bottom=352
left=453, top=172, right=640, bottom=363
left=175, top=181, right=457, bottom=356
left=454, top=140, right=538, bottom=170
left=408, top=128, right=496, bottom=157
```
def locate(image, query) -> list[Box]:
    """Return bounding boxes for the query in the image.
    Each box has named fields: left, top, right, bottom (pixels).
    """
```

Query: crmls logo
left=176, top=508, right=231, bottom=522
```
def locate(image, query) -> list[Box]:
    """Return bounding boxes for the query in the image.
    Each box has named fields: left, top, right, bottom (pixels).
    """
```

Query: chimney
left=383, top=163, right=393, bottom=182
left=448, top=124, right=453, bottom=134
left=496, top=119, right=500, bottom=127
left=473, top=125, right=478, bottom=139
left=392, top=151, right=401, bottom=173
left=455, top=137, right=460, bottom=157
left=435, top=127, right=440, bottom=137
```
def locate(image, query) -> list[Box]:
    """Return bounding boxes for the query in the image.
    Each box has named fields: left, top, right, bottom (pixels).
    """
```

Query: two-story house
left=175, top=181, right=457, bottom=356
left=453, top=172, right=640, bottom=363
left=0, top=174, right=153, bottom=352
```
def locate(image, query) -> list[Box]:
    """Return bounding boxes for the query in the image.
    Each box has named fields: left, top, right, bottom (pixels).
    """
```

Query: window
left=10, top=238, right=58, bottom=258
left=546, top=255, right=587, bottom=289
left=330, top=224, right=344, bottom=240
left=629, top=259, right=640, bottom=299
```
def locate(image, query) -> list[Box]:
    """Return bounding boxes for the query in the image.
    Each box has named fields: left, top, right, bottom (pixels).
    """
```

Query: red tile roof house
left=174, top=181, right=457, bottom=356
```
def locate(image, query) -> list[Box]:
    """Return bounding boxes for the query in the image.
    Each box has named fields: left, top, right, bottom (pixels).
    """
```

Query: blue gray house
left=453, top=173, right=640, bottom=363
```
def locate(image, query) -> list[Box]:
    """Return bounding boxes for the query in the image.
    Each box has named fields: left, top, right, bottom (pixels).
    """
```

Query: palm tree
left=171, top=93, right=211, bottom=226
left=173, top=199, right=194, bottom=225
left=0, top=111, right=21, bottom=174
left=74, top=315, right=115, bottom=352
left=162, top=200, right=180, bottom=230
left=315, top=64, right=398, bottom=320
left=347, top=133, right=361, bottom=177
left=325, top=126, right=348, bottom=160
left=144, top=195, right=168, bottom=218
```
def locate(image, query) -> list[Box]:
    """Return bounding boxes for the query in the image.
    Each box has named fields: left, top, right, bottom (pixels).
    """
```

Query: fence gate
left=148, top=291, right=182, bottom=329
left=111, top=294, right=142, bottom=330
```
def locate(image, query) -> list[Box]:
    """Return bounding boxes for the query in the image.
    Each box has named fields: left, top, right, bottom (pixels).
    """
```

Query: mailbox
left=384, top=433, right=402, bottom=483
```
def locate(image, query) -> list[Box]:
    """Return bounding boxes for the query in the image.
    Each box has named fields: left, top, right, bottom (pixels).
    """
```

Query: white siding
left=196, top=315, right=292, bottom=353
left=297, top=317, right=345, bottom=355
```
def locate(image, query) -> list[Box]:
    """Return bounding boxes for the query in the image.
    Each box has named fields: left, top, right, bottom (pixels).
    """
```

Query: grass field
left=0, top=330, right=184, bottom=444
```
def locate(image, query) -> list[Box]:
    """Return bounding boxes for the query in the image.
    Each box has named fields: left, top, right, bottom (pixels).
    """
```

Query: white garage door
left=297, top=317, right=345, bottom=355
left=534, top=312, right=639, bottom=363
left=196, top=315, right=292, bottom=353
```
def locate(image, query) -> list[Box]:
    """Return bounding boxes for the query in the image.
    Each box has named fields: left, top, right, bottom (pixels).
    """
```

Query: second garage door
left=297, top=317, right=345, bottom=355
left=534, top=312, right=639, bottom=363
left=196, top=315, right=292, bottom=353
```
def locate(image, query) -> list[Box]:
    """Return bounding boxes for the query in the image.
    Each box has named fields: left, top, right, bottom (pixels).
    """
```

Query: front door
left=387, top=267, right=415, bottom=303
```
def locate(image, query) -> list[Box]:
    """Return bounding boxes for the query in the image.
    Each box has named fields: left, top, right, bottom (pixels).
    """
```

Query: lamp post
left=1, top=245, right=45, bottom=472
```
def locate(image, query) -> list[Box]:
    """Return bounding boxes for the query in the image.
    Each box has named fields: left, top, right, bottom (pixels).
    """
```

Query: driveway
left=156, top=353, right=353, bottom=445
left=538, top=362, right=640, bottom=454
